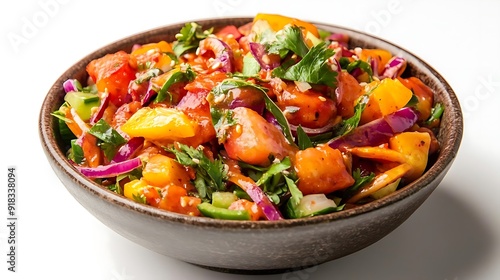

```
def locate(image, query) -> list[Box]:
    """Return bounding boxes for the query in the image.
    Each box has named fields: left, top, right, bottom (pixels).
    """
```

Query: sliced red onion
left=350, top=67, right=363, bottom=78
left=341, top=47, right=356, bottom=58
left=63, top=79, right=80, bottom=93
left=89, top=92, right=110, bottom=125
left=328, top=33, right=349, bottom=43
left=141, top=86, right=157, bottom=106
left=289, top=122, right=336, bottom=136
left=381, top=56, right=406, bottom=79
left=231, top=176, right=283, bottom=221
left=198, top=37, right=234, bottom=72
left=111, top=137, right=144, bottom=163
left=246, top=183, right=283, bottom=221
left=249, top=42, right=280, bottom=70
left=77, top=157, right=142, bottom=179
left=328, top=107, right=418, bottom=149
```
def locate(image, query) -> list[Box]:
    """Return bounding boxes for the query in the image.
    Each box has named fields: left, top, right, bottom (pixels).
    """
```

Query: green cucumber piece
left=64, top=91, right=100, bottom=121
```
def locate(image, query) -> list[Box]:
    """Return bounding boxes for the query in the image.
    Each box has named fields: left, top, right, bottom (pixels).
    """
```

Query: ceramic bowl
left=39, top=17, right=463, bottom=273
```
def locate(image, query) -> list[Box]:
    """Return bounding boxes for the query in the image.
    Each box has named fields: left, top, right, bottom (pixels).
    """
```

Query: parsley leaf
left=88, top=119, right=127, bottom=160
left=267, top=25, right=309, bottom=58
left=69, top=139, right=84, bottom=164
left=284, top=175, right=303, bottom=219
left=272, top=42, right=337, bottom=87
left=168, top=143, right=227, bottom=201
left=173, top=22, right=213, bottom=57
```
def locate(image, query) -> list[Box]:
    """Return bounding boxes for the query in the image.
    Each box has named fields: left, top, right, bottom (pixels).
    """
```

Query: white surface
left=1, top=0, right=499, bottom=279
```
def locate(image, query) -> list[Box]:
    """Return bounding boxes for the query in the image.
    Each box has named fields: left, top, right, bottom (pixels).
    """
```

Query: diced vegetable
left=142, top=154, right=193, bottom=189
left=86, top=51, right=136, bottom=106
left=295, top=144, right=354, bottom=195
left=329, top=107, right=418, bottom=149
left=361, top=78, right=413, bottom=124
left=120, top=107, right=196, bottom=141
left=198, top=202, right=250, bottom=220
left=64, top=91, right=100, bottom=121
left=212, top=192, right=238, bottom=209
left=389, top=131, right=431, bottom=181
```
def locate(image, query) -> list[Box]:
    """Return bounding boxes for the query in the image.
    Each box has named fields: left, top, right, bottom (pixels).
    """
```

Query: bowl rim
left=39, top=16, right=463, bottom=230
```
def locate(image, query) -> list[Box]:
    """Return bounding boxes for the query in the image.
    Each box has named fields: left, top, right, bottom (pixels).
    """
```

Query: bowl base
left=191, top=262, right=317, bottom=275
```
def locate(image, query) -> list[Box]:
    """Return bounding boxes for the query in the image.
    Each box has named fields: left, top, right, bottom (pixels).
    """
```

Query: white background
left=1, top=0, right=499, bottom=279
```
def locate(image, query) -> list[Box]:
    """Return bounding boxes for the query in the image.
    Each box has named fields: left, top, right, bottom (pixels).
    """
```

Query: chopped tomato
left=86, top=51, right=136, bottom=106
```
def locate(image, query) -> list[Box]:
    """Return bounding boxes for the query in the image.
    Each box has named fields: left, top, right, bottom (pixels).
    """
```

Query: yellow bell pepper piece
left=360, top=78, right=413, bottom=124
left=253, top=13, right=319, bottom=37
left=124, top=179, right=148, bottom=201
left=121, top=107, right=196, bottom=141
left=143, top=154, right=193, bottom=189
left=389, top=131, right=431, bottom=181
left=349, top=146, right=406, bottom=163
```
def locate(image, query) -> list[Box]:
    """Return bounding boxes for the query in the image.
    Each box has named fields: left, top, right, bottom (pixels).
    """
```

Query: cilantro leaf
left=256, top=157, right=292, bottom=186
left=173, top=22, right=213, bottom=57
left=272, top=42, right=337, bottom=87
left=88, top=119, right=127, bottom=160
left=267, top=25, right=309, bottom=58
left=168, top=143, right=227, bottom=201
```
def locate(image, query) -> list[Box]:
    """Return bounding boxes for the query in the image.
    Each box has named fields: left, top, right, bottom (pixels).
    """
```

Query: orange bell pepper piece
left=253, top=13, right=319, bottom=38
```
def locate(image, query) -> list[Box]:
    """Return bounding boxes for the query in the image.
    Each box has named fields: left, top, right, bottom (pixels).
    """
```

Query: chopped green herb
left=267, top=25, right=309, bottom=58
left=296, top=125, right=314, bottom=150
left=155, top=66, right=196, bottom=103
left=173, top=22, right=213, bottom=57
left=88, top=119, right=127, bottom=160
left=346, top=60, right=373, bottom=82
left=426, top=103, right=444, bottom=125
left=334, top=94, right=370, bottom=137
left=168, top=143, right=227, bottom=201
left=273, top=42, right=337, bottom=87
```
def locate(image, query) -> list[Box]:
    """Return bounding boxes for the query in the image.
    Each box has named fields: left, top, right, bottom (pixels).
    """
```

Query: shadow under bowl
left=39, top=17, right=463, bottom=273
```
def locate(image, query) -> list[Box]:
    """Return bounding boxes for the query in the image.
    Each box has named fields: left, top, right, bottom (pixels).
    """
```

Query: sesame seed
left=318, top=96, right=326, bottom=101
left=235, top=124, right=242, bottom=134
left=262, top=54, right=271, bottom=64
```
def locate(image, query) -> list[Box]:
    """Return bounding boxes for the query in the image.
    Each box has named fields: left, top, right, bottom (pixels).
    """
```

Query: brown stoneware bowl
left=39, top=17, right=463, bottom=273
